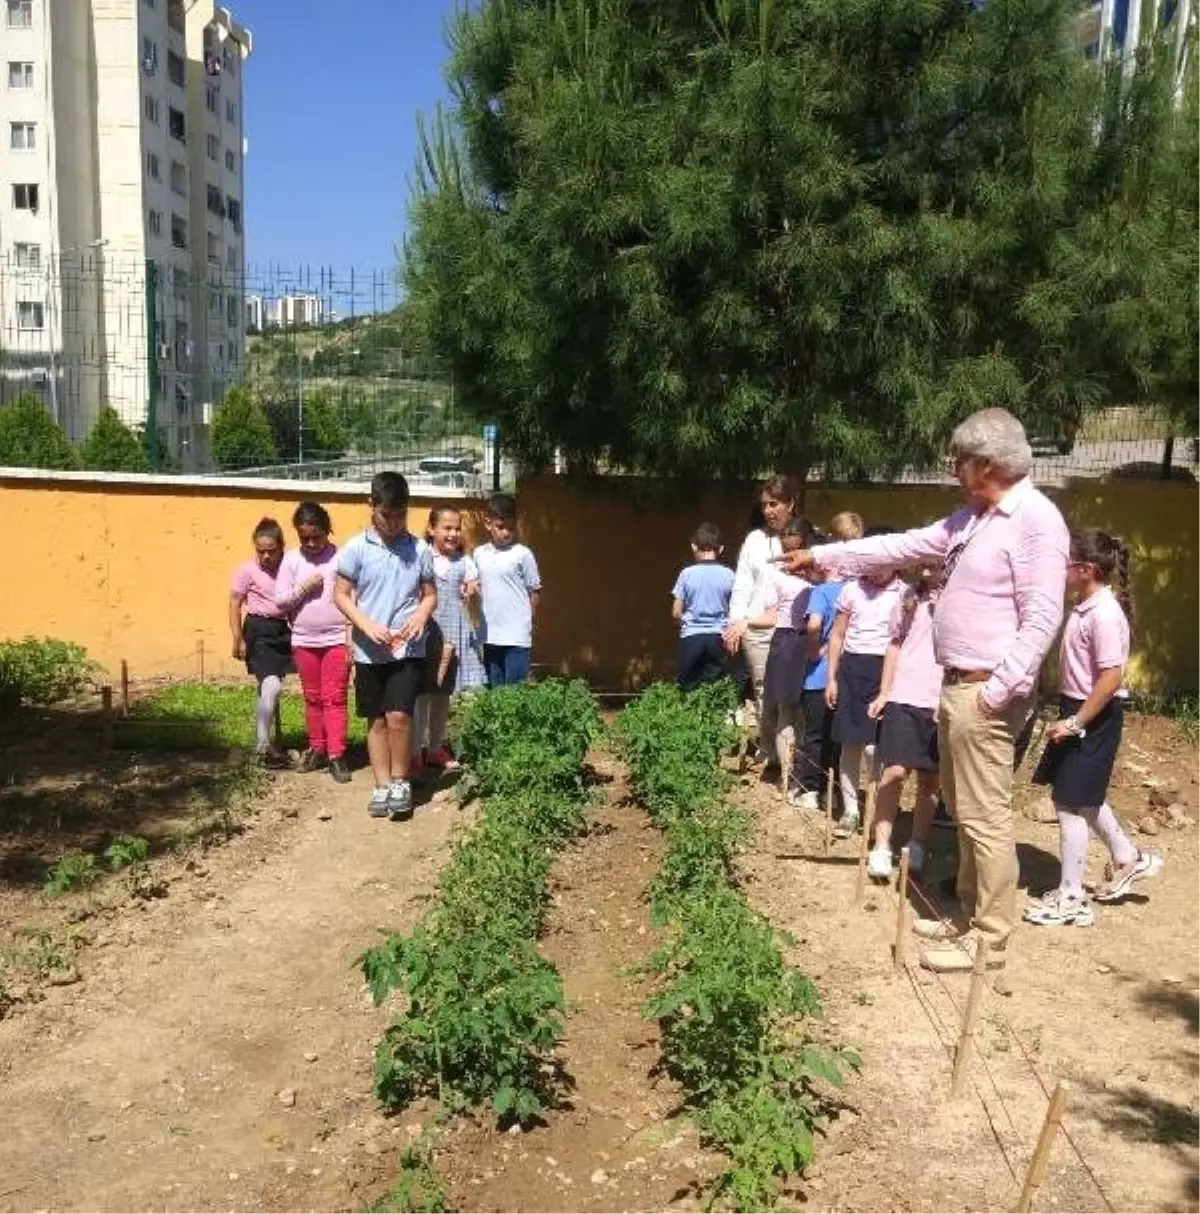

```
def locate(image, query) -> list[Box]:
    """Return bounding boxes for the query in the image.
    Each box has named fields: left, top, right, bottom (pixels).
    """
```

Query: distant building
left=0, top=0, right=253, bottom=471
left=268, top=293, right=322, bottom=329
left=244, top=293, right=263, bottom=332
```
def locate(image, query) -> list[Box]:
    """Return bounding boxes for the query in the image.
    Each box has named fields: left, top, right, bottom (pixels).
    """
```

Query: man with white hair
left=784, top=407, right=1069, bottom=973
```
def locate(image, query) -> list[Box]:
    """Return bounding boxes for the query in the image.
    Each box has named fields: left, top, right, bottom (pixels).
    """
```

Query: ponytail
left=1112, top=535, right=1134, bottom=635
left=1070, top=528, right=1134, bottom=634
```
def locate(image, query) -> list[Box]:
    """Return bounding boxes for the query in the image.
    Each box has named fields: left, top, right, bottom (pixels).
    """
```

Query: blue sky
left=238, top=0, right=458, bottom=275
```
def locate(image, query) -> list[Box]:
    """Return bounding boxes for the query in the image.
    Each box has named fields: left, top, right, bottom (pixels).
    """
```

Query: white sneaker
left=906, top=840, right=926, bottom=877
left=833, top=811, right=859, bottom=839
left=788, top=789, right=820, bottom=812
left=387, top=779, right=414, bottom=821
left=1094, top=851, right=1164, bottom=902
left=1023, top=891, right=1094, bottom=927
left=868, top=846, right=893, bottom=881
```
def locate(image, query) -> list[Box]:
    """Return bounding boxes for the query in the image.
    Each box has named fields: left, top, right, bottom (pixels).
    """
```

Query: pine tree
left=211, top=385, right=277, bottom=471
left=403, top=0, right=1197, bottom=478
left=0, top=394, right=79, bottom=470
left=80, top=407, right=150, bottom=473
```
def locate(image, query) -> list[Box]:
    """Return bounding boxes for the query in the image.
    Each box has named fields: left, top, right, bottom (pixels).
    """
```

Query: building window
left=225, top=98, right=237, bottom=124
left=227, top=197, right=241, bottom=232
left=225, top=148, right=236, bottom=173
left=167, top=0, right=184, bottom=34
left=206, top=85, right=218, bottom=114
left=9, top=122, right=35, bottom=150
left=148, top=209, right=163, bottom=237
left=209, top=291, right=221, bottom=317
left=6, top=1, right=32, bottom=29
left=206, top=231, right=220, bottom=264
left=168, top=107, right=186, bottom=142
left=223, top=44, right=237, bottom=74
left=226, top=244, right=238, bottom=271
left=144, top=94, right=160, bottom=124
left=171, top=213, right=187, bottom=249
left=17, top=301, right=44, bottom=330
left=206, top=132, right=219, bottom=160
left=169, top=160, right=187, bottom=196
left=167, top=50, right=185, bottom=87
left=12, top=183, right=39, bottom=211
left=206, top=184, right=225, bottom=217
left=14, top=242, right=40, bottom=269
left=7, top=61, right=34, bottom=89
left=146, top=151, right=161, bottom=180
left=226, top=295, right=239, bottom=326
left=143, top=0, right=156, bottom=8
left=142, top=36, right=157, bottom=74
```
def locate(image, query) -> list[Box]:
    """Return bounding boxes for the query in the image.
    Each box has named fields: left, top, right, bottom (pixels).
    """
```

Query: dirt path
left=426, top=751, right=724, bottom=1213
left=0, top=773, right=463, bottom=1214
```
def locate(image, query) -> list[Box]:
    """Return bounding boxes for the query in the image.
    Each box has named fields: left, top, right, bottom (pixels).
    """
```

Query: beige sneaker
left=913, top=916, right=966, bottom=941
left=920, top=933, right=1007, bottom=974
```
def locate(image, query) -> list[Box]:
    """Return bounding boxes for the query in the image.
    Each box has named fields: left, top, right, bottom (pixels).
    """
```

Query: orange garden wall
left=1, top=469, right=1196, bottom=694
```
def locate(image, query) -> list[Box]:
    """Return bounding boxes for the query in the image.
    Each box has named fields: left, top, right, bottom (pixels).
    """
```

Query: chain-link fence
left=0, top=253, right=1193, bottom=485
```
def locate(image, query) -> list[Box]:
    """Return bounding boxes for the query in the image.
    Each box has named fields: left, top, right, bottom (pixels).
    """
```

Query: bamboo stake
left=120, top=660, right=130, bottom=717
left=855, top=777, right=878, bottom=902
left=1013, top=1081, right=1071, bottom=1212
left=778, top=735, right=794, bottom=804
left=101, top=685, right=114, bottom=750
left=893, top=846, right=911, bottom=971
left=824, top=767, right=834, bottom=854
left=197, top=637, right=206, bottom=684
left=951, top=943, right=990, bottom=1096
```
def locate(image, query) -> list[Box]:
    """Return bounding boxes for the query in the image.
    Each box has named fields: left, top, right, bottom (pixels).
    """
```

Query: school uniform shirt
left=336, top=530, right=435, bottom=664
left=275, top=544, right=345, bottom=649
left=886, top=592, right=944, bottom=711
left=836, top=576, right=907, bottom=657
left=230, top=561, right=285, bottom=619
left=1059, top=586, right=1130, bottom=700
left=672, top=562, right=735, bottom=637
left=749, top=566, right=810, bottom=631
left=475, top=542, right=542, bottom=648
left=802, top=579, right=843, bottom=692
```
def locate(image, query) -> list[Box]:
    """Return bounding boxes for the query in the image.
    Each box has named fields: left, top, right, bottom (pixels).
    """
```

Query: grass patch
left=1129, top=690, right=1199, bottom=745
left=118, top=683, right=369, bottom=752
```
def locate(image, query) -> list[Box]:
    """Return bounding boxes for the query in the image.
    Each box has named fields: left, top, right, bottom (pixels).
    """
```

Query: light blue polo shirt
left=474, top=541, right=541, bottom=648
left=336, top=529, right=435, bottom=664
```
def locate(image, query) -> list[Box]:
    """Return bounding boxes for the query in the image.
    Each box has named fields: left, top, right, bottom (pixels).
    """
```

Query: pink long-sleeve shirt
left=814, top=478, right=1068, bottom=710
left=275, top=544, right=346, bottom=649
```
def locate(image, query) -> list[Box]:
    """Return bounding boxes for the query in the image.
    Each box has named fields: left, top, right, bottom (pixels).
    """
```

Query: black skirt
left=1032, top=695, right=1123, bottom=810
left=763, top=628, right=807, bottom=706
left=877, top=702, right=939, bottom=773
left=243, top=615, right=293, bottom=680
left=833, top=651, right=885, bottom=745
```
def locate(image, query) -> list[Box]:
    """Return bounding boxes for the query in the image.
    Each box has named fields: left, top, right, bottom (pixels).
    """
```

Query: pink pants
left=292, top=645, right=349, bottom=758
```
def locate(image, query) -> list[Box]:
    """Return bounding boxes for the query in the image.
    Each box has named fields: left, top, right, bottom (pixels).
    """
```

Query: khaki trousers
left=741, top=626, right=778, bottom=761
left=938, top=681, right=1032, bottom=948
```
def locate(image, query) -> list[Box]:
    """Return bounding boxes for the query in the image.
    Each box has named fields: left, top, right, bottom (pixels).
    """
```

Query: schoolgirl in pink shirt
left=865, top=568, right=943, bottom=878
left=228, top=517, right=292, bottom=766
left=275, top=502, right=351, bottom=784
left=1027, top=530, right=1163, bottom=928
left=825, top=526, right=906, bottom=836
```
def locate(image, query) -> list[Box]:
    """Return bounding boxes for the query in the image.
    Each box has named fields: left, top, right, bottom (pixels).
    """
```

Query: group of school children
left=228, top=474, right=541, bottom=822
left=671, top=499, right=1163, bottom=933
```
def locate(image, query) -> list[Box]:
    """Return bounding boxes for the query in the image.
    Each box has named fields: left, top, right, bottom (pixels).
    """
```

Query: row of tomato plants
left=616, top=681, right=859, bottom=1211
left=359, top=679, right=600, bottom=1127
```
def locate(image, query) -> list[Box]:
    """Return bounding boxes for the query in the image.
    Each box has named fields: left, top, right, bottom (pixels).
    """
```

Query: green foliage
left=104, top=834, right=151, bottom=871
left=0, top=637, right=97, bottom=713
left=365, top=1144, right=449, bottom=1213
left=619, top=681, right=858, bottom=1209
left=360, top=680, right=599, bottom=1125
left=211, top=385, right=277, bottom=470
left=42, top=851, right=99, bottom=898
left=79, top=407, right=150, bottom=473
left=260, top=386, right=349, bottom=462
left=0, top=394, right=79, bottom=470
left=405, top=1, right=1198, bottom=476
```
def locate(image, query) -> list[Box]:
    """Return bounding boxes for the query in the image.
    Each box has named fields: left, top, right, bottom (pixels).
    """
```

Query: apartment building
left=0, top=0, right=252, bottom=469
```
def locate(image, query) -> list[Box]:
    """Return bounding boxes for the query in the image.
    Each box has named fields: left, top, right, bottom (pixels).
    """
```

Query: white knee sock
left=1088, top=802, right=1138, bottom=868
left=256, top=675, right=282, bottom=751
left=839, top=744, right=863, bottom=818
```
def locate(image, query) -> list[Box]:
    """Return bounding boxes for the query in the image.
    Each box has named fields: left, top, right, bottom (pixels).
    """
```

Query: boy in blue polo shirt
left=334, top=471, right=436, bottom=821
left=672, top=522, right=735, bottom=693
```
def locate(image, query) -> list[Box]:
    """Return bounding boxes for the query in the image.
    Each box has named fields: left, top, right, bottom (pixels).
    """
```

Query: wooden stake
left=778, top=735, right=794, bottom=803
left=1014, top=1081, right=1071, bottom=1213
left=101, top=685, right=114, bottom=750
left=951, top=942, right=990, bottom=1096
left=824, top=767, right=834, bottom=854
left=855, top=777, right=878, bottom=902
left=119, top=660, right=130, bottom=717
left=273, top=700, right=284, bottom=748
left=197, top=637, right=206, bottom=684
left=893, top=846, right=911, bottom=971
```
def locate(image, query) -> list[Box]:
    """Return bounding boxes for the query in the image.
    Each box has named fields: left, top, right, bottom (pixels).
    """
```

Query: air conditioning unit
left=157, top=341, right=173, bottom=361
left=200, top=401, right=214, bottom=425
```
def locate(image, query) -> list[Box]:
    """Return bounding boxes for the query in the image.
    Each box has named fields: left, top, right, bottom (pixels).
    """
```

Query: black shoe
left=298, top=748, right=329, bottom=773
left=329, top=756, right=351, bottom=784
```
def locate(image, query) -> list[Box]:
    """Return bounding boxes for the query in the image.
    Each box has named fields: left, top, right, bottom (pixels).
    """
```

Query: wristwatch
left=1064, top=715, right=1087, bottom=739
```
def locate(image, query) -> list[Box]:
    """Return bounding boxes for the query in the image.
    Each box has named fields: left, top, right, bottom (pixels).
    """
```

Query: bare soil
left=0, top=711, right=1195, bottom=1213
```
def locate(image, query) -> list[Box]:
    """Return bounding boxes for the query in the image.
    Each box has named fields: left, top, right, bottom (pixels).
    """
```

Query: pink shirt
left=837, top=577, right=907, bottom=656
left=275, top=544, right=346, bottom=649
left=1059, top=586, right=1130, bottom=701
left=751, top=568, right=810, bottom=630
left=815, top=477, right=1068, bottom=710
left=887, top=592, right=944, bottom=711
left=230, top=560, right=285, bottom=620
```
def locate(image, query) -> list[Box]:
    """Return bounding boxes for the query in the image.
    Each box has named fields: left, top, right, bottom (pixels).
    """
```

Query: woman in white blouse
left=723, top=474, right=800, bottom=768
